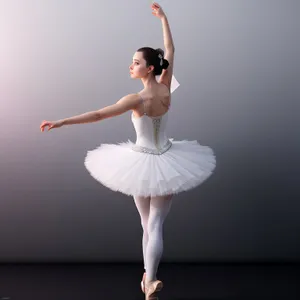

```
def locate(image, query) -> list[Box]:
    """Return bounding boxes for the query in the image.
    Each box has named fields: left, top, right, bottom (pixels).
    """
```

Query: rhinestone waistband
left=131, top=139, right=172, bottom=155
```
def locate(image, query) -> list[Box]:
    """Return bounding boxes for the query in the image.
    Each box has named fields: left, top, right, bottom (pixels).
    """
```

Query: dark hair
left=137, top=47, right=169, bottom=76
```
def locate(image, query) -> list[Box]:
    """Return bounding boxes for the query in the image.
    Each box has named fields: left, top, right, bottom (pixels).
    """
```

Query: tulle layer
left=84, top=138, right=216, bottom=197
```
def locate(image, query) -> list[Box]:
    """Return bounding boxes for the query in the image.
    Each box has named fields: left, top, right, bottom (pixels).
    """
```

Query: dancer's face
left=129, top=52, right=154, bottom=78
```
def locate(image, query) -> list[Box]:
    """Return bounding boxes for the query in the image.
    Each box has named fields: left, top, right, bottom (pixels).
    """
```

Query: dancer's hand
left=40, top=120, right=64, bottom=132
left=151, top=2, right=166, bottom=19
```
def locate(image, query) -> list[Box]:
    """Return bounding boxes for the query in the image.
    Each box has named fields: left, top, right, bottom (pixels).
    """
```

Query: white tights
left=133, top=194, right=173, bottom=283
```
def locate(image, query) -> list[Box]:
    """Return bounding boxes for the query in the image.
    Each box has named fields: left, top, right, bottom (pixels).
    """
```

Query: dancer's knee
left=141, top=219, right=149, bottom=233
left=147, top=222, right=162, bottom=236
left=147, top=215, right=164, bottom=235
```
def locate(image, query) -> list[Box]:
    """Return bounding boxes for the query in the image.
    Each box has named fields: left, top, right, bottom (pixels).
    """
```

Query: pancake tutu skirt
left=84, top=138, right=216, bottom=197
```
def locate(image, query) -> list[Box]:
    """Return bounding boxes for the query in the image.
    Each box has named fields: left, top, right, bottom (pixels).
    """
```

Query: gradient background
left=0, top=0, right=299, bottom=263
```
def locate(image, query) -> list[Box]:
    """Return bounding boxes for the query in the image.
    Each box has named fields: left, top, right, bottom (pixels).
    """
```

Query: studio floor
left=0, top=262, right=299, bottom=300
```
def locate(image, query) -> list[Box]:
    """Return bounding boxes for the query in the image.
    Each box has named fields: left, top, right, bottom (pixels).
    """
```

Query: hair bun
left=156, top=48, right=165, bottom=57
left=156, top=48, right=169, bottom=69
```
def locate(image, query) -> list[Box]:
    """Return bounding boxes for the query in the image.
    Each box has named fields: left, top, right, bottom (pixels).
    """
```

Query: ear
left=148, top=65, right=155, bottom=74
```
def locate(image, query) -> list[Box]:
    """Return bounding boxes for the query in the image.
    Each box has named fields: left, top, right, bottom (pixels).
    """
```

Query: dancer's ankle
left=145, top=277, right=157, bottom=284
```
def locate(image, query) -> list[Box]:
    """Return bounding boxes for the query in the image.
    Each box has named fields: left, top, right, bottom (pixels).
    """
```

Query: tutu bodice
left=130, top=94, right=172, bottom=155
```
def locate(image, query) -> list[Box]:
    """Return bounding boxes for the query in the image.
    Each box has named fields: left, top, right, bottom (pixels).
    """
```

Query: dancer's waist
left=131, top=139, right=172, bottom=155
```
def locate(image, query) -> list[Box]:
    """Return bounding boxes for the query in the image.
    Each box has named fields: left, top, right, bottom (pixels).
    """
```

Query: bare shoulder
left=115, top=93, right=142, bottom=112
left=158, top=83, right=171, bottom=97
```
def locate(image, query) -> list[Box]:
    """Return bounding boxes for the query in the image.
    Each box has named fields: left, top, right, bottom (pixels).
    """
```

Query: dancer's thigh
left=148, top=194, right=174, bottom=231
left=133, top=195, right=151, bottom=227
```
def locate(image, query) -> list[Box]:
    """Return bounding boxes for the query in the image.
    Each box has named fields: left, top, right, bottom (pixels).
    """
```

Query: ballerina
left=40, top=2, right=216, bottom=299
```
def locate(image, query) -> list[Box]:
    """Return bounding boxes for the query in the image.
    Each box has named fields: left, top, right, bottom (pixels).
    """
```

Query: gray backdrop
left=0, top=0, right=299, bottom=262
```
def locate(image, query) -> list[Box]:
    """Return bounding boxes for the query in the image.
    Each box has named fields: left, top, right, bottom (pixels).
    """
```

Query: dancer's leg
left=145, top=194, right=173, bottom=283
left=133, top=195, right=151, bottom=271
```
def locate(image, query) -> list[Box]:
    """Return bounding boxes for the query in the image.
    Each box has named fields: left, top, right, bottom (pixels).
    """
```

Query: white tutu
left=84, top=138, right=216, bottom=197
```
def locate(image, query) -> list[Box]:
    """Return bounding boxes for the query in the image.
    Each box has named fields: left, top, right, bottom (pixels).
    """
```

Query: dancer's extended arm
left=60, top=94, right=140, bottom=125
left=40, top=94, right=140, bottom=131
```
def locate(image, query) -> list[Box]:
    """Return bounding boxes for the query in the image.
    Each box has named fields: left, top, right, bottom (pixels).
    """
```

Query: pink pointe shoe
left=141, top=272, right=157, bottom=293
left=144, top=279, right=163, bottom=300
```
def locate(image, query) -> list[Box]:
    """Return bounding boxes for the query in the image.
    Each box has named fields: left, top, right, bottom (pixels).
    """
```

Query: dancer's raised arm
left=151, top=2, right=175, bottom=50
left=151, top=2, right=175, bottom=89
